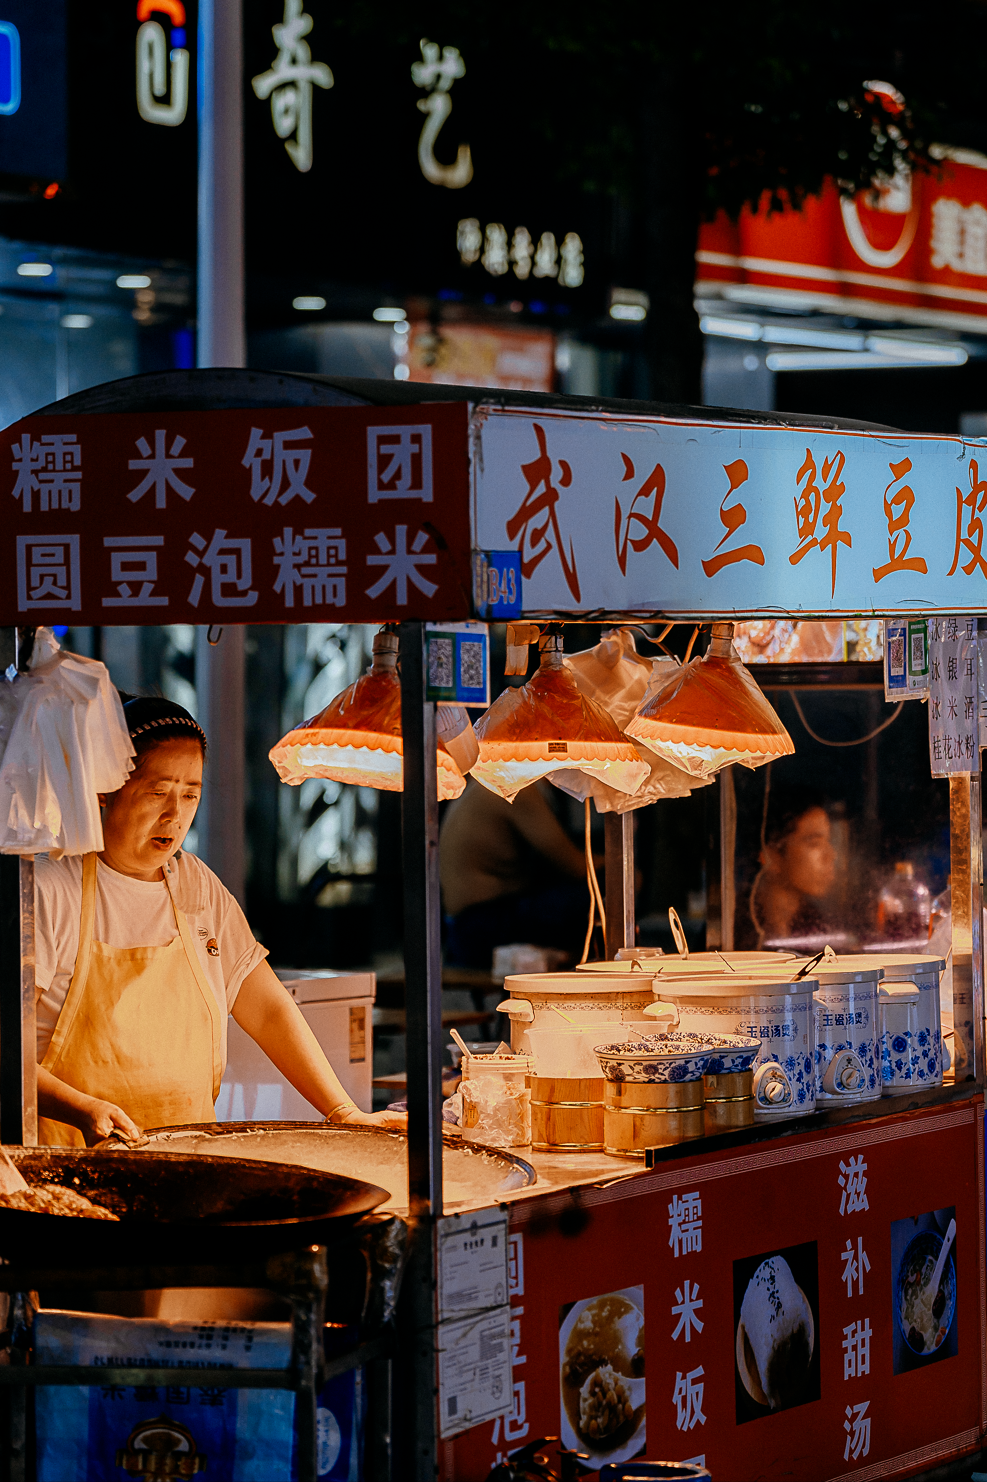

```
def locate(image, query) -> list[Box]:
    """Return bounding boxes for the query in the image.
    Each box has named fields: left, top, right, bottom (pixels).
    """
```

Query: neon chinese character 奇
left=701, top=460, right=765, bottom=578
left=506, top=423, right=581, bottom=601
left=948, top=458, right=987, bottom=579
left=251, top=0, right=333, bottom=174
left=614, top=455, right=679, bottom=575
left=872, top=457, right=928, bottom=582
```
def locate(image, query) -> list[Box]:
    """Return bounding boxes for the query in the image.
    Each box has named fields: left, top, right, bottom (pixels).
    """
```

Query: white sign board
left=437, top=1308, right=512, bottom=1440
left=471, top=406, right=987, bottom=617
left=437, top=1208, right=509, bottom=1322
left=928, top=616, right=980, bottom=775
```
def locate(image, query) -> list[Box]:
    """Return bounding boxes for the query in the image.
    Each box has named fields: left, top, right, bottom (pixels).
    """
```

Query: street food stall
left=0, top=368, right=984, bottom=1482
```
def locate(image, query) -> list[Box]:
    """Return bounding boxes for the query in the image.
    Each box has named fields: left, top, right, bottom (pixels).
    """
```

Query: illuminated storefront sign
left=135, top=0, right=189, bottom=127
left=0, top=21, right=20, bottom=116
left=252, top=0, right=332, bottom=174
left=412, top=38, right=472, bottom=189
left=458, top=220, right=584, bottom=286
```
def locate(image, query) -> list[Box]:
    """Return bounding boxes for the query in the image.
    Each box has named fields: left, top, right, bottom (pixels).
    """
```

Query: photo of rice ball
left=733, top=1243, right=821, bottom=1422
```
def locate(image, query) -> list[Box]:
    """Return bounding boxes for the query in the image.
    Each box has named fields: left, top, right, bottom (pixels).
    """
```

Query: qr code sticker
left=460, top=640, right=484, bottom=690
left=888, top=635, right=905, bottom=675
left=428, top=637, right=454, bottom=689
left=910, top=632, right=925, bottom=670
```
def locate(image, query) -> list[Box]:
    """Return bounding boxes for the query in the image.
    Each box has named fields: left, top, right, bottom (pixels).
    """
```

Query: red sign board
left=0, top=402, right=472, bottom=625
left=448, top=1099, right=985, bottom=1482
left=697, top=151, right=987, bottom=330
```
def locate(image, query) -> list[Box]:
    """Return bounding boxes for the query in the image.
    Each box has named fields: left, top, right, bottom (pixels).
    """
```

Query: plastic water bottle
left=877, top=861, right=931, bottom=943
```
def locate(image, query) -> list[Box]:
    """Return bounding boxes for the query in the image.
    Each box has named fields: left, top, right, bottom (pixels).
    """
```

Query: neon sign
left=136, top=2, right=189, bottom=127
left=252, top=0, right=333, bottom=174
left=412, top=39, right=472, bottom=190
left=0, top=21, right=20, bottom=117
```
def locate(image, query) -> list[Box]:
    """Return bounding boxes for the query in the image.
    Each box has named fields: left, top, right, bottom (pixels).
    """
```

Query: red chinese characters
left=701, top=459, right=765, bottom=578
left=789, top=448, right=851, bottom=597
left=947, top=458, right=987, bottom=580
left=614, top=454, right=679, bottom=575
left=506, top=423, right=580, bottom=601
left=872, top=457, right=928, bottom=583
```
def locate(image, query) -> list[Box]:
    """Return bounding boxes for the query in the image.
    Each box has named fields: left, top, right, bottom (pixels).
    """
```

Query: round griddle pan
left=0, top=1148, right=388, bottom=1265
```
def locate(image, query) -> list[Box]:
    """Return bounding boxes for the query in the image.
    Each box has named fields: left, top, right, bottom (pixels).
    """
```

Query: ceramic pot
left=498, top=972, right=655, bottom=1058
left=644, top=976, right=818, bottom=1122
left=879, top=984, right=921, bottom=1094
left=593, top=1032, right=723, bottom=1084
left=864, top=953, right=945, bottom=1088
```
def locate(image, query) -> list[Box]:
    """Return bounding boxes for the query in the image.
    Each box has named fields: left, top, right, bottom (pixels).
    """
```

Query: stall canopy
left=2, top=367, right=986, bottom=626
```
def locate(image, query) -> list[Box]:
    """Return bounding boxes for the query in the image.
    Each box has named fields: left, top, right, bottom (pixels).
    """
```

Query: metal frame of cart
left=0, top=367, right=983, bottom=1482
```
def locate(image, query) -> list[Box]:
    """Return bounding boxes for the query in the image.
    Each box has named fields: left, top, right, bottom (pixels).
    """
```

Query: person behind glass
left=34, top=696, right=404, bottom=1145
left=749, top=784, right=837, bottom=949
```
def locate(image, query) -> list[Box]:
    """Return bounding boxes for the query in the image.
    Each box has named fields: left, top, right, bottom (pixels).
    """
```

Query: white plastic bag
left=0, top=630, right=134, bottom=856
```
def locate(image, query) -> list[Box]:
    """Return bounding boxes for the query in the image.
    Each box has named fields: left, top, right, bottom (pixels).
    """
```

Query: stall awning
left=1, top=367, right=983, bottom=624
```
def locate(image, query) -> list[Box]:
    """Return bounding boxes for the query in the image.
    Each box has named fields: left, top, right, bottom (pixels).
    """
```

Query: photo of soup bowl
left=896, top=1230, right=956, bottom=1357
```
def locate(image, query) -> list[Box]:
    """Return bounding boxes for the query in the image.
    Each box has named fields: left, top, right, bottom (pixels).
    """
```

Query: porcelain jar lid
left=655, top=975, right=820, bottom=999
left=504, top=971, right=653, bottom=996
left=859, top=952, right=945, bottom=978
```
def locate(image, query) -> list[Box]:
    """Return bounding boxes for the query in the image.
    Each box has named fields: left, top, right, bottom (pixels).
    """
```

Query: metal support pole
left=193, top=627, right=247, bottom=906
left=720, top=766, right=737, bottom=952
left=604, top=813, right=635, bottom=957
left=0, top=858, right=35, bottom=1148
left=399, top=620, right=442, bottom=1479
left=197, top=0, right=245, bottom=370
left=950, top=774, right=984, bottom=1081
left=196, top=0, right=247, bottom=904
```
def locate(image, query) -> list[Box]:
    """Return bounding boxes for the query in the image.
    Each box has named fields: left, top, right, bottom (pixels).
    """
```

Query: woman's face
left=767, top=806, right=837, bottom=900
left=99, top=738, right=203, bottom=880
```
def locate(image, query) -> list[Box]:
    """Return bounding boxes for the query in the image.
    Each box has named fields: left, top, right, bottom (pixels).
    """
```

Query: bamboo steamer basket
left=703, top=1069, right=754, bottom=1134
left=530, top=1075, right=604, bottom=1152
left=603, top=1079, right=704, bottom=1156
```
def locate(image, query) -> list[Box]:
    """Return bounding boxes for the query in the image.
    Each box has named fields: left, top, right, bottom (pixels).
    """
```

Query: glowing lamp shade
left=269, top=631, right=467, bottom=800
left=470, top=633, right=649, bottom=803
left=625, top=623, right=794, bottom=779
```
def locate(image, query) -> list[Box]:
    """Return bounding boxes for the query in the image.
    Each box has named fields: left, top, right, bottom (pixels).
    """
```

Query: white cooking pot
left=644, top=975, right=818, bottom=1122
left=498, top=971, right=656, bottom=1060
left=784, top=956, right=883, bottom=1106
left=861, top=953, right=944, bottom=1089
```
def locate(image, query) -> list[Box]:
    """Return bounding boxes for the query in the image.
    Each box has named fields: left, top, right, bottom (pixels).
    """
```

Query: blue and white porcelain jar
left=878, top=983, right=921, bottom=1093
left=644, top=976, right=818, bottom=1122
left=805, top=959, right=883, bottom=1105
left=864, top=954, right=945, bottom=1088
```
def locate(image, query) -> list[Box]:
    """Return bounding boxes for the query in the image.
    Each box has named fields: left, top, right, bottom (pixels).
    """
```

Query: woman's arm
left=37, top=1067, right=142, bottom=1146
left=231, top=960, right=406, bottom=1128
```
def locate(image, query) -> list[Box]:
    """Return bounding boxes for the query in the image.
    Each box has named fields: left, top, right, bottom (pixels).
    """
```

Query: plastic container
left=877, top=861, right=931, bottom=944
left=460, top=1053, right=533, bottom=1148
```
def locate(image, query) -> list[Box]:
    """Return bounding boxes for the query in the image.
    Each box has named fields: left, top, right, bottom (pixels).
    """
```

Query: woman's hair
left=119, top=694, right=208, bottom=762
left=763, top=783, right=828, bottom=849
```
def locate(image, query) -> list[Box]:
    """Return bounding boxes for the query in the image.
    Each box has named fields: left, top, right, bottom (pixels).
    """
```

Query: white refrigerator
left=217, top=970, right=376, bottom=1120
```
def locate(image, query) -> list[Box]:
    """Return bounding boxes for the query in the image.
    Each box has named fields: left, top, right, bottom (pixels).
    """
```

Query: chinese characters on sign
left=0, top=405, right=470, bottom=625
left=928, top=616, right=979, bottom=776
left=669, top=1192, right=707, bottom=1437
left=838, top=1155, right=872, bottom=1464
left=411, top=39, right=472, bottom=189
left=251, top=0, right=333, bottom=174
left=474, top=407, right=987, bottom=614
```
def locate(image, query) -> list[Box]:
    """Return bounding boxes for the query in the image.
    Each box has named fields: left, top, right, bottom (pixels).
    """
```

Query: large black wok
left=0, top=1148, right=388, bottom=1265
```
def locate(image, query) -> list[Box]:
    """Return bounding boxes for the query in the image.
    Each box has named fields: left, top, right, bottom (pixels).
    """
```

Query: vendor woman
left=33, top=696, right=399, bottom=1146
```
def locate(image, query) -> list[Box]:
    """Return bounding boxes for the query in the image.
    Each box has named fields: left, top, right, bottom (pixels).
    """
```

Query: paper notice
left=437, top=1307, right=512, bottom=1439
left=437, top=1208, right=509, bottom=1322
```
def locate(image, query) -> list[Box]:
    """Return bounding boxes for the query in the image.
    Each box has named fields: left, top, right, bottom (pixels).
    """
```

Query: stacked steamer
left=866, top=953, right=946, bottom=1094
left=643, top=965, right=820, bottom=1121
left=497, top=972, right=656, bottom=1152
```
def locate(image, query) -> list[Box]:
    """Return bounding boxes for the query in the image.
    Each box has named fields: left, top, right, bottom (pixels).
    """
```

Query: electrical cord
left=790, top=692, right=905, bottom=747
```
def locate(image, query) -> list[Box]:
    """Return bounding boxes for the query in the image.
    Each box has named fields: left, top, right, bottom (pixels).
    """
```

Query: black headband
left=121, top=696, right=208, bottom=749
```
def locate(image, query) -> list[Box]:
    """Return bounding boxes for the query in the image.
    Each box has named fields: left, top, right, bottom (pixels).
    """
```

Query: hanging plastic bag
left=0, top=630, right=134, bottom=856
left=550, top=631, right=707, bottom=812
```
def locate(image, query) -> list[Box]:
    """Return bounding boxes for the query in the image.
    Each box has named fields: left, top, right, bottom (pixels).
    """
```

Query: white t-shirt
left=34, top=851, right=268, bottom=1067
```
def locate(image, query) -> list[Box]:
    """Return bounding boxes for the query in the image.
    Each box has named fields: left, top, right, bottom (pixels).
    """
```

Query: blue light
left=171, top=26, right=186, bottom=46
left=482, top=293, right=495, bottom=306
left=0, top=22, right=21, bottom=116
left=529, top=300, right=547, bottom=315
left=437, top=288, right=463, bottom=302
left=51, top=626, right=68, bottom=639
left=172, top=327, right=195, bottom=369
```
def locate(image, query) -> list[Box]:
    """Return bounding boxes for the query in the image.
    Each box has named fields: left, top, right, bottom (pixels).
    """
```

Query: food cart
left=0, top=367, right=984, bottom=1482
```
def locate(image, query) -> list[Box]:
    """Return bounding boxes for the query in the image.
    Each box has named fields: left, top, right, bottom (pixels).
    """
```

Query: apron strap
left=163, top=862, right=225, bottom=1100
left=43, top=852, right=98, bottom=1068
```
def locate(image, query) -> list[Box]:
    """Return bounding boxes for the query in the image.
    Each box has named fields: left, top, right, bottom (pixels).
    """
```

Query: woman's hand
left=78, top=1098, right=143, bottom=1147
left=330, top=1105, right=408, bottom=1132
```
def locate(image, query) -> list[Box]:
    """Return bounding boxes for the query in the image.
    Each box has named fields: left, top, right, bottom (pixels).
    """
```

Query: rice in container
left=643, top=976, right=818, bottom=1122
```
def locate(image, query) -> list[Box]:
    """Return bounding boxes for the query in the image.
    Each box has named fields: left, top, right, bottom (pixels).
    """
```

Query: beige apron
left=39, top=853, right=223, bottom=1146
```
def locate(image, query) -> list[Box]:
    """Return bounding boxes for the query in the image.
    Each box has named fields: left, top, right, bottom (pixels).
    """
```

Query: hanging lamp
left=550, top=629, right=707, bottom=812
left=269, top=629, right=473, bottom=800
left=625, top=622, right=794, bottom=779
left=469, top=629, right=649, bottom=803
